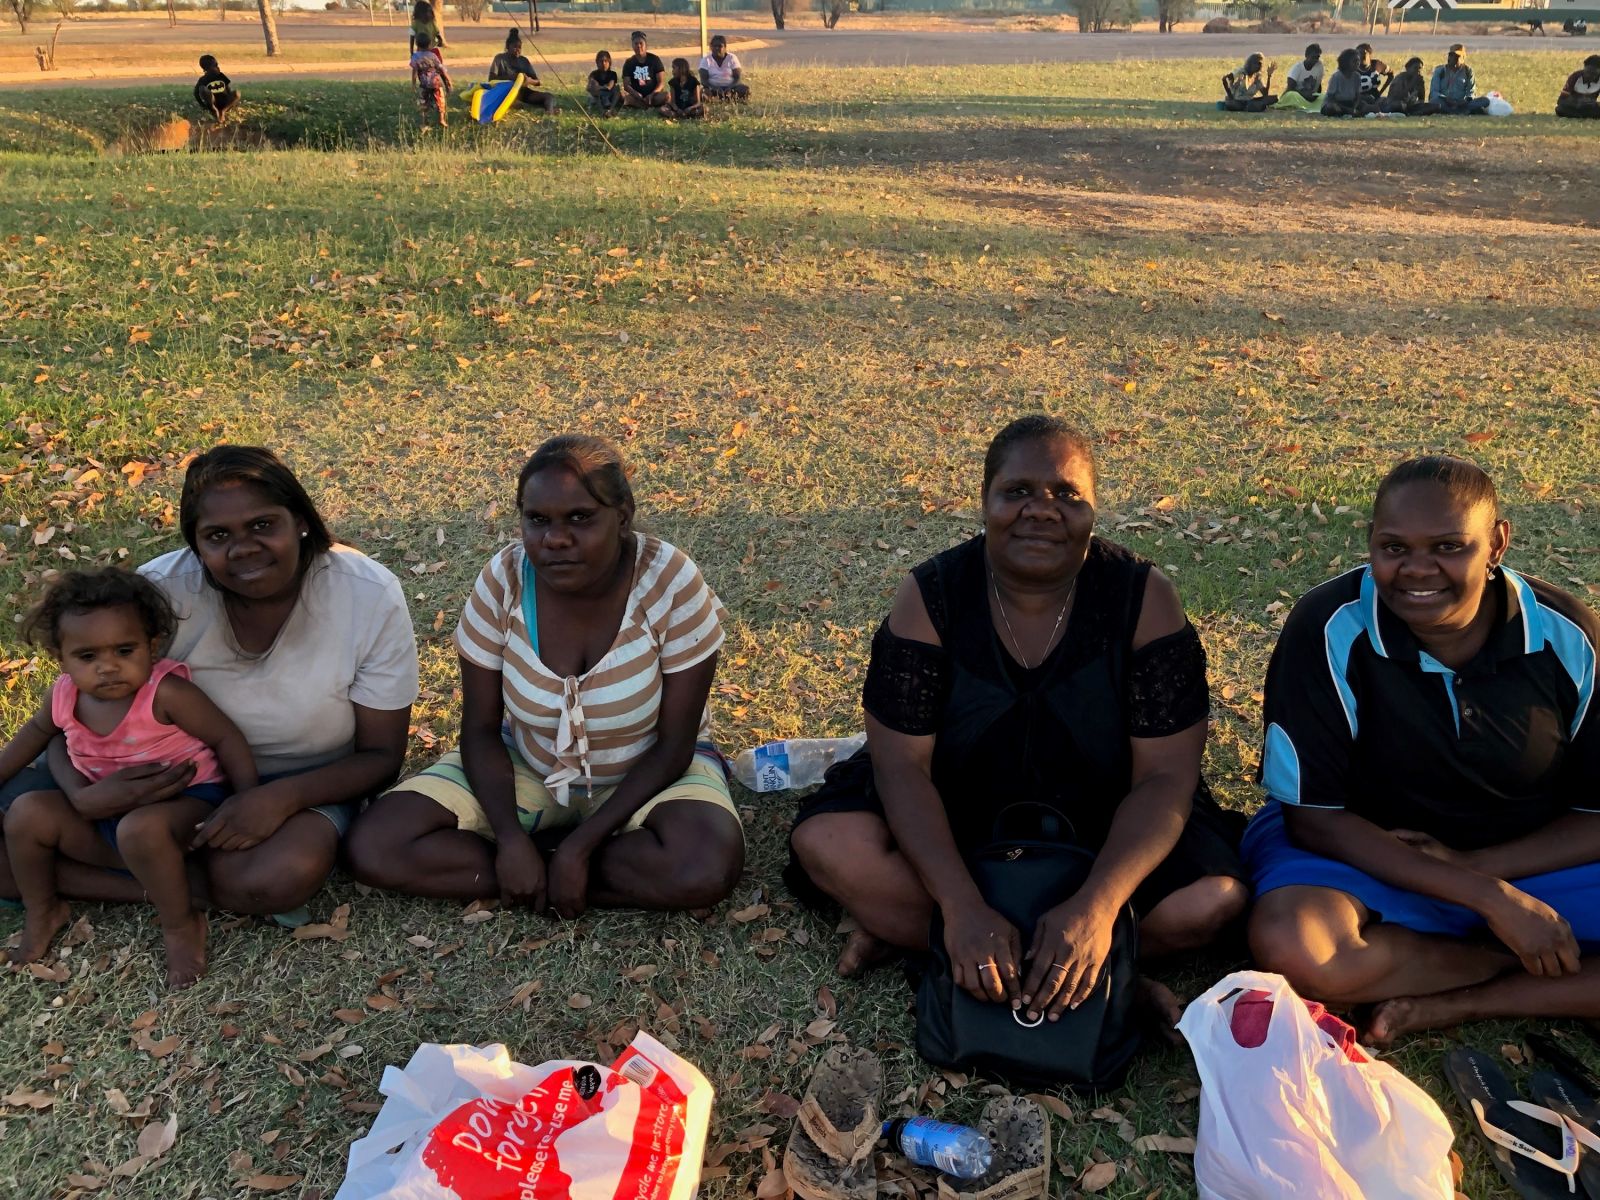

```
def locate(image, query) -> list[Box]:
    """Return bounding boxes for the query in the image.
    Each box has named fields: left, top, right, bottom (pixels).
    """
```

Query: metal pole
left=700, top=0, right=708, bottom=58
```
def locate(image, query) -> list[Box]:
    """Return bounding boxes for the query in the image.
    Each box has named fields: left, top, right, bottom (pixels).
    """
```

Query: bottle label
left=751, top=742, right=791, bottom=792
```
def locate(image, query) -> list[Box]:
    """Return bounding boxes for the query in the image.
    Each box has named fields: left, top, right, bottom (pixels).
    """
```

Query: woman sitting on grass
left=1321, top=48, right=1372, bottom=117
left=787, top=416, right=1247, bottom=1027
left=347, top=435, right=744, bottom=917
left=1246, top=456, right=1600, bottom=1043
left=0, top=446, right=420, bottom=922
left=489, top=30, right=558, bottom=115
left=1224, top=53, right=1278, bottom=112
left=1381, top=58, right=1438, bottom=116
left=1557, top=54, right=1600, bottom=118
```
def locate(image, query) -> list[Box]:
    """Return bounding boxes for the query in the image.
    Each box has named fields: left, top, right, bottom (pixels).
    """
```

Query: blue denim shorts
left=0, top=759, right=354, bottom=836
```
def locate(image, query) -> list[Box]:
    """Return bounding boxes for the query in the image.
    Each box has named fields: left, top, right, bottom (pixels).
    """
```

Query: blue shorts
left=1243, top=800, right=1600, bottom=946
left=96, top=781, right=230, bottom=859
left=0, top=760, right=355, bottom=837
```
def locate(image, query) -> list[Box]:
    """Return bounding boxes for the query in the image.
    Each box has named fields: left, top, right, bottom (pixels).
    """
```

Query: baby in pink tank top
left=0, top=569, right=256, bottom=989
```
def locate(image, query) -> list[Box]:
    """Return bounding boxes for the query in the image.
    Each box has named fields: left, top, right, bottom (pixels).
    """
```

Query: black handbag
left=915, top=803, right=1141, bottom=1090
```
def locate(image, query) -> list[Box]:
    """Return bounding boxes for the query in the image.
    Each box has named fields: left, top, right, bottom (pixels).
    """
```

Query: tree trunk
left=12, top=0, right=28, bottom=34
left=770, top=0, right=785, bottom=28
left=257, top=0, right=279, bottom=54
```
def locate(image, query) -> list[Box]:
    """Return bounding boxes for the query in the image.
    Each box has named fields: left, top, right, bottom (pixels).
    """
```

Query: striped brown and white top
left=454, top=535, right=726, bottom=805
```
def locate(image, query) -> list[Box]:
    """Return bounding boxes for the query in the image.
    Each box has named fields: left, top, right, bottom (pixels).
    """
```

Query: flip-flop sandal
left=936, top=1095, right=1050, bottom=1200
left=1528, top=1070, right=1600, bottom=1198
left=783, top=1045, right=882, bottom=1200
left=1444, top=1047, right=1581, bottom=1200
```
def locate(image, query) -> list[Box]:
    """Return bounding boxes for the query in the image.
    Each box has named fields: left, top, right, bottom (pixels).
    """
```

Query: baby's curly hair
left=22, top=568, right=178, bottom=656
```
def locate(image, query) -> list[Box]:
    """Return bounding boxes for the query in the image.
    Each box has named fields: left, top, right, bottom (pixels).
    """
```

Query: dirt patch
left=931, top=126, right=1600, bottom=230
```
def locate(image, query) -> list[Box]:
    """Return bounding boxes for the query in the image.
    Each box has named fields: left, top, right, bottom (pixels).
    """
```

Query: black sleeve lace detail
left=1127, top=623, right=1209, bottom=738
left=862, top=620, right=950, bottom=736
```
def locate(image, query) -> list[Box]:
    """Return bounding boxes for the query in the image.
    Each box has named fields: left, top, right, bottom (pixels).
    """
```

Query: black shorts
left=784, top=751, right=1246, bottom=918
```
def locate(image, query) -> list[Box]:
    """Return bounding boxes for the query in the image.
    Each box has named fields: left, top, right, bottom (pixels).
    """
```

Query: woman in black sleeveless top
left=789, top=416, right=1246, bottom=1025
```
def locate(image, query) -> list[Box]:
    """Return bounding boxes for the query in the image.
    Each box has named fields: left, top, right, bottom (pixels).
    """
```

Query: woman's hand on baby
left=189, top=788, right=284, bottom=853
left=72, top=761, right=196, bottom=818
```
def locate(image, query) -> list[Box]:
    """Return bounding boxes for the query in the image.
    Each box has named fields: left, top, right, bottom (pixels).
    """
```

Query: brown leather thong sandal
left=936, top=1095, right=1051, bottom=1200
left=783, top=1045, right=883, bottom=1200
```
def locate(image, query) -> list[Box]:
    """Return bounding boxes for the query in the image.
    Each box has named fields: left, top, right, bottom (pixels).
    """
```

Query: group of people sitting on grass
left=1226, top=41, right=1505, bottom=115
left=586, top=31, right=750, bottom=119
left=1, top=432, right=1598, bottom=1061
left=404, top=24, right=749, bottom=127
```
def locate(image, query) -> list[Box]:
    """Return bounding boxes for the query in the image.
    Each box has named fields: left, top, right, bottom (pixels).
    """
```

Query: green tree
left=1069, top=0, right=1117, bottom=33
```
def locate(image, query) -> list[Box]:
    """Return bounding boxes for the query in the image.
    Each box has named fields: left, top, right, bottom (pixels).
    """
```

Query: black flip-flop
left=1529, top=1069, right=1600, bottom=1198
left=1444, top=1047, right=1581, bottom=1200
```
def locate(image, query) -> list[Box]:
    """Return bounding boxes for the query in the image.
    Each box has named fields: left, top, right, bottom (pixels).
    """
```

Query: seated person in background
left=699, top=35, right=749, bottom=101
left=1321, top=48, right=1372, bottom=117
left=1223, top=53, right=1278, bottom=112
left=1356, top=42, right=1392, bottom=106
left=1285, top=43, right=1324, bottom=99
left=1246, top=456, right=1600, bottom=1044
left=661, top=58, right=703, bottom=119
left=588, top=51, right=621, bottom=116
left=621, top=31, right=668, bottom=109
left=1557, top=54, right=1600, bottom=118
left=489, top=29, right=558, bottom=115
left=1431, top=44, right=1492, bottom=115
left=1382, top=58, right=1438, bottom=115
left=409, top=0, right=445, bottom=55
left=193, top=54, right=239, bottom=124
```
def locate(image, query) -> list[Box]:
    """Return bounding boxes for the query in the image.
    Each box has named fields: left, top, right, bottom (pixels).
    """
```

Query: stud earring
left=1486, top=564, right=1498, bottom=579
left=300, top=531, right=308, bottom=539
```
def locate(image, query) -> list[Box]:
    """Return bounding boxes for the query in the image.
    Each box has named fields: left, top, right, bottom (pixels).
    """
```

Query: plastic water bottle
left=883, top=1118, right=994, bottom=1180
left=728, top=733, right=867, bottom=793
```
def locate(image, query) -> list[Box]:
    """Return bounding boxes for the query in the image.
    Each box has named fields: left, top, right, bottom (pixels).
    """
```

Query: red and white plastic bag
left=334, top=1032, right=712, bottom=1200
left=1177, top=971, right=1454, bottom=1200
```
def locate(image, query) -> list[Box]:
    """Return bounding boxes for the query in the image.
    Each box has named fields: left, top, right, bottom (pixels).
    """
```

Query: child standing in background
left=410, top=33, right=452, bottom=128
left=409, top=0, right=446, bottom=55
left=0, top=569, right=256, bottom=989
left=193, top=54, right=239, bottom=124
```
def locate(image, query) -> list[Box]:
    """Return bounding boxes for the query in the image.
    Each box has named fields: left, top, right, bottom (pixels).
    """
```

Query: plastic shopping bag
left=334, top=1032, right=712, bottom=1200
left=1486, top=92, right=1514, bottom=117
left=1177, top=971, right=1454, bottom=1200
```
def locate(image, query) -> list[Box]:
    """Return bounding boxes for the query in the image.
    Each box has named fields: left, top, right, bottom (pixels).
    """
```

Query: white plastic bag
left=334, top=1032, right=712, bottom=1200
left=1177, top=971, right=1454, bottom=1200
left=1486, top=92, right=1514, bottom=117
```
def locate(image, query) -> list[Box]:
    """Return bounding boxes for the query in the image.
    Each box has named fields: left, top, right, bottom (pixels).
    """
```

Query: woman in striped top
left=347, top=435, right=744, bottom=917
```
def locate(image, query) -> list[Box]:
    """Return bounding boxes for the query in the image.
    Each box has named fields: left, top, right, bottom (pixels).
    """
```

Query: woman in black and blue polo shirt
left=1246, top=455, right=1600, bottom=1043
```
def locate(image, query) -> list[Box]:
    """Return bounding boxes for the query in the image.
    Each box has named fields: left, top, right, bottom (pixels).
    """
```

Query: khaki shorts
left=391, top=741, right=739, bottom=842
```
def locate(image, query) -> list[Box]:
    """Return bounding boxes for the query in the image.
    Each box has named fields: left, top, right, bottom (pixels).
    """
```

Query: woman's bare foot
left=835, top=928, right=895, bottom=978
left=8, top=898, right=71, bottom=965
left=161, top=911, right=208, bottom=990
left=1136, top=975, right=1186, bottom=1046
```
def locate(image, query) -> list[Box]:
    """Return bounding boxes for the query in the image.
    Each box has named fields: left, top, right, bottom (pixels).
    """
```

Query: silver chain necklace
left=990, top=570, right=1077, bottom=670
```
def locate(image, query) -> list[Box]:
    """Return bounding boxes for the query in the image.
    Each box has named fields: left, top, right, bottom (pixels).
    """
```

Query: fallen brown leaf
left=244, top=1174, right=303, bottom=1193
left=568, top=993, right=593, bottom=1010
left=1133, top=1134, right=1195, bottom=1155
left=136, top=1114, right=177, bottom=1160
left=1080, top=1161, right=1118, bottom=1192
left=757, top=1090, right=801, bottom=1119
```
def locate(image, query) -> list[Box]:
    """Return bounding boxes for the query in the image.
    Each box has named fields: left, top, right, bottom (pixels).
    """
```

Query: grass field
left=2, top=55, right=1599, bottom=1199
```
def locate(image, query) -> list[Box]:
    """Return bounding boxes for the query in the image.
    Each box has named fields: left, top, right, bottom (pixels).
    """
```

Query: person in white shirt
left=0, top=446, right=420, bottom=919
left=698, top=35, right=749, bottom=102
left=1286, top=43, right=1324, bottom=99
